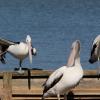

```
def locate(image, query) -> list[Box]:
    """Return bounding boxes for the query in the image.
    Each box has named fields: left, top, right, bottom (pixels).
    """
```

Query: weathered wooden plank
left=12, top=70, right=100, bottom=99
left=0, top=70, right=98, bottom=77
left=3, top=72, right=12, bottom=100
left=0, top=70, right=100, bottom=99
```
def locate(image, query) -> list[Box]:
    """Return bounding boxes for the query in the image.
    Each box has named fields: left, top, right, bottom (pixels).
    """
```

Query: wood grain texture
left=0, top=70, right=100, bottom=99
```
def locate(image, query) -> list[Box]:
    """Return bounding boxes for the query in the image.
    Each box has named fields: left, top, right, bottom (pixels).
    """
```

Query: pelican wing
left=0, top=38, right=16, bottom=46
left=0, top=38, right=17, bottom=64
left=43, top=67, right=64, bottom=93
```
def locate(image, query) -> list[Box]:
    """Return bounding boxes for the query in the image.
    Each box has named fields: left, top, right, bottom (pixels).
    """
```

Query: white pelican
left=89, top=35, right=100, bottom=63
left=0, top=35, right=37, bottom=73
left=42, top=40, right=83, bottom=100
left=89, top=35, right=100, bottom=77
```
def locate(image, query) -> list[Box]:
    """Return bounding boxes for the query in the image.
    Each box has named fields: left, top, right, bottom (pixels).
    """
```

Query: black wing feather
left=0, top=38, right=18, bottom=64
left=0, top=38, right=16, bottom=46
left=43, top=74, right=63, bottom=94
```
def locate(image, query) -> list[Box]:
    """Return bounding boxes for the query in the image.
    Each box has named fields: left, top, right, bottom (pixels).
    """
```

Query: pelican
left=89, top=35, right=100, bottom=77
left=42, top=40, right=83, bottom=100
left=89, top=35, right=100, bottom=63
left=0, top=35, right=37, bottom=73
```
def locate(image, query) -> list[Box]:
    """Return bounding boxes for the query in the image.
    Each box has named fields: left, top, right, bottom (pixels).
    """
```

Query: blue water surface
left=0, top=0, right=100, bottom=71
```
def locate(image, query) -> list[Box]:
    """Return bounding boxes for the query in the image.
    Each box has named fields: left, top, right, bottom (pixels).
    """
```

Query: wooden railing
left=0, top=69, right=100, bottom=100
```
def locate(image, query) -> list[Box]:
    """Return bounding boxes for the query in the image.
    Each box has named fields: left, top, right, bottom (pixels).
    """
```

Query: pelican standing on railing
left=42, top=40, right=83, bottom=100
left=0, top=35, right=37, bottom=73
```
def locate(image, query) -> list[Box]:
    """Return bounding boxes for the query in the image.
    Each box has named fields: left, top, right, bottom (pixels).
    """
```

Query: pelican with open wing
left=0, top=35, right=36, bottom=73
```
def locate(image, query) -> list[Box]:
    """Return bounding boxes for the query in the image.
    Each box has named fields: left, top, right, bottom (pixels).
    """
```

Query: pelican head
left=72, top=40, right=80, bottom=52
left=67, top=40, right=80, bottom=67
left=89, top=35, right=100, bottom=63
left=26, top=35, right=33, bottom=63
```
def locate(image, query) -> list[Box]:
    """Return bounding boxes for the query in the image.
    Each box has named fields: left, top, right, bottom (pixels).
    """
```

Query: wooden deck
left=0, top=69, right=100, bottom=100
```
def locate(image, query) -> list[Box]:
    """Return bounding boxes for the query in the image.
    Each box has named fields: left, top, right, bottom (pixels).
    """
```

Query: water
left=0, top=0, right=99, bottom=71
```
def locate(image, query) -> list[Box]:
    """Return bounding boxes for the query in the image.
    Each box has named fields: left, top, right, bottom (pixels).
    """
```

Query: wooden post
left=3, top=72, right=12, bottom=100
